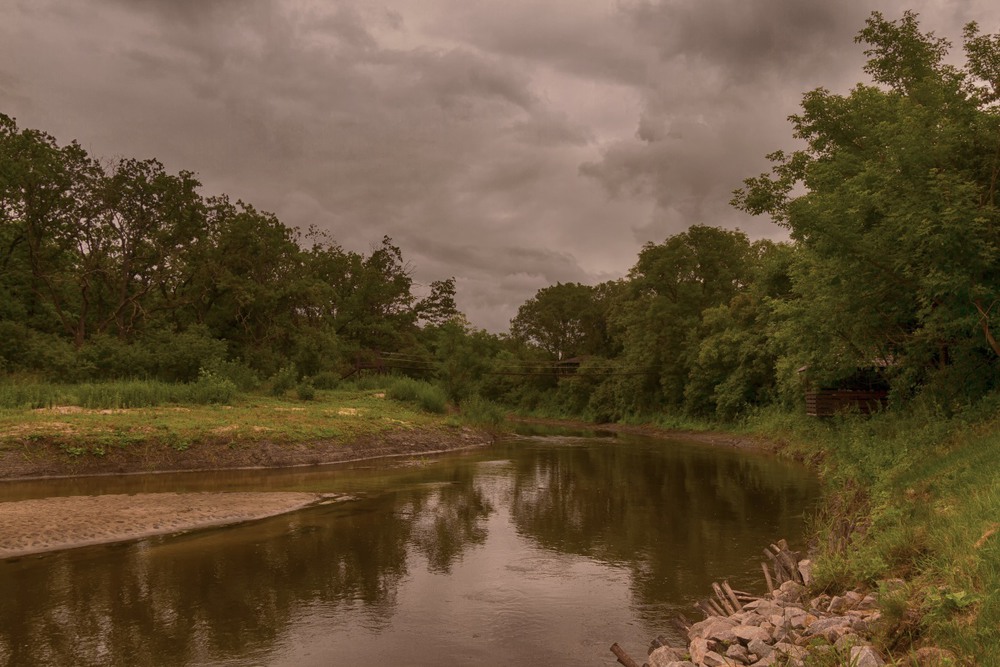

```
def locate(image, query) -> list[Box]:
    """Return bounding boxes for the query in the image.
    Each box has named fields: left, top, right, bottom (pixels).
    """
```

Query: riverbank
left=0, top=389, right=494, bottom=559
left=0, top=389, right=494, bottom=481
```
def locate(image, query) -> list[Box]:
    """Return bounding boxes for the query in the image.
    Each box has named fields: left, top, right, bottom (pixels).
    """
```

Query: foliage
left=385, top=376, right=448, bottom=414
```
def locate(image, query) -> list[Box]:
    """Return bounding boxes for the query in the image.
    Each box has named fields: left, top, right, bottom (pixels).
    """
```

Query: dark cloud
left=3, top=0, right=1000, bottom=331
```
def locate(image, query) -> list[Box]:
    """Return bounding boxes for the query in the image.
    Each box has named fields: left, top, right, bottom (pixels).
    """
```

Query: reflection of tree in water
left=400, top=468, right=494, bottom=574
left=0, top=475, right=494, bottom=667
left=506, top=438, right=818, bottom=610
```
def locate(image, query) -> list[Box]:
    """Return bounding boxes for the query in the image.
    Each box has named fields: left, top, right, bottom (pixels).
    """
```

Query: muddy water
left=0, top=432, right=819, bottom=666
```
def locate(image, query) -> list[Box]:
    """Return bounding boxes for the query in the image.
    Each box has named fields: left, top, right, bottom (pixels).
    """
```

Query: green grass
left=742, top=398, right=1000, bottom=663
left=0, top=384, right=452, bottom=454
left=385, top=377, right=449, bottom=414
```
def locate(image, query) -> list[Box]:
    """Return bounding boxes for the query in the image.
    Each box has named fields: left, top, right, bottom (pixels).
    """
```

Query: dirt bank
left=0, top=425, right=494, bottom=560
left=510, top=416, right=779, bottom=452
left=0, top=425, right=494, bottom=481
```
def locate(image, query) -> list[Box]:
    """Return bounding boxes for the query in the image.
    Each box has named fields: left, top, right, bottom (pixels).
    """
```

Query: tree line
left=3, top=11, right=999, bottom=420
left=482, top=11, right=1000, bottom=420
left=0, top=112, right=458, bottom=385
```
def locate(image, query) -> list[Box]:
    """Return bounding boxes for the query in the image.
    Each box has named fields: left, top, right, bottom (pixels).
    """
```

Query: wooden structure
left=805, top=389, right=888, bottom=417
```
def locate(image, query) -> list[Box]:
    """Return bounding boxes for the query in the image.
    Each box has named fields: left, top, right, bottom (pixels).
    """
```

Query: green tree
left=733, top=11, right=1000, bottom=401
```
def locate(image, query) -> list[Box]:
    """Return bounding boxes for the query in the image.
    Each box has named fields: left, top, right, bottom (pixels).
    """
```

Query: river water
left=0, top=430, right=819, bottom=666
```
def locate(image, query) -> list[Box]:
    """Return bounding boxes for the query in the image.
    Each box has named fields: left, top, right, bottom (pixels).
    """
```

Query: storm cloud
left=3, top=0, right=998, bottom=331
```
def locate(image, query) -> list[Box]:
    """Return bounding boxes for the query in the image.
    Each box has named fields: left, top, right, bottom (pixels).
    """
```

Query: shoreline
left=0, top=423, right=496, bottom=559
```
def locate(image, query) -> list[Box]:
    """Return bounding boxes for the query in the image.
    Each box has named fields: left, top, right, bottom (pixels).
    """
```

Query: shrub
left=296, top=380, right=316, bottom=401
left=269, top=364, right=298, bottom=396
left=386, top=377, right=448, bottom=414
left=188, top=368, right=238, bottom=405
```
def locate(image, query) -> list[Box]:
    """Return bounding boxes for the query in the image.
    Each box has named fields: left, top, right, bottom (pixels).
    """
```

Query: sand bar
left=0, top=491, right=344, bottom=559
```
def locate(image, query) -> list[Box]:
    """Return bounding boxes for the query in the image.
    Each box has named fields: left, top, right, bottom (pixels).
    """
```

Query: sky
left=3, top=1, right=999, bottom=332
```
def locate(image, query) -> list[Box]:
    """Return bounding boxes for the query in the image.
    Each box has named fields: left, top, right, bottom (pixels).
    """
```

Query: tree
left=510, top=282, right=610, bottom=360
left=733, top=11, right=1000, bottom=400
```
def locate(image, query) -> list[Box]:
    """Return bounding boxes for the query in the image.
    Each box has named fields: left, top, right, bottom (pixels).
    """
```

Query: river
left=0, top=430, right=819, bottom=666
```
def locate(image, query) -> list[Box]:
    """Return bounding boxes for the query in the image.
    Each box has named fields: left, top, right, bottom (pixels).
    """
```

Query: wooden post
left=761, top=561, right=775, bottom=595
left=610, top=642, right=641, bottom=667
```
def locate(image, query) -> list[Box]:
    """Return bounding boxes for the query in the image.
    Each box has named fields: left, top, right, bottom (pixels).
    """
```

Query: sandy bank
left=0, top=491, right=351, bottom=559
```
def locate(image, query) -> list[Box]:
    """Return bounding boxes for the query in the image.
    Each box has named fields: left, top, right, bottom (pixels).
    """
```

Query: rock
left=726, top=643, right=751, bottom=664
left=857, top=594, right=879, bottom=611
left=910, top=647, right=959, bottom=666
left=689, top=637, right=710, bottom=665
left=809, top=594, right=832, bottom=611
left=702, top=651, right=729, bottom=667
left=775, top=581, right=806, bottom=604
left=747, top=638, right=773, bottom=659
left=648, top=645, right=687, bottom=667
left=660, top=662, right=696, bottom=667
left=751, top=654, right=778, bottom=666
left=827, top=595, right=851, bottom=614
left=688, top=616, right=737, bottom=644
left=733, top=625, right=772, bottom=644
left=774, top=642, right=807, bottom=661
left=797, top=559, right=814, bottom=586
left=804, top=616, right=854, bottom=637
left=850, top=645, right=885, bottom=667
left=834, top=634, right=863, bottom=652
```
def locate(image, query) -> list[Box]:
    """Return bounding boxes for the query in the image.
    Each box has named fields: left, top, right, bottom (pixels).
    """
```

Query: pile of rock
left=646, top=579, right=886, bottom=667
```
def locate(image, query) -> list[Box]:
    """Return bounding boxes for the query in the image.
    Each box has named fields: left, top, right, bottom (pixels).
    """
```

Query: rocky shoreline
left=616, top=541, right=957, bottom=667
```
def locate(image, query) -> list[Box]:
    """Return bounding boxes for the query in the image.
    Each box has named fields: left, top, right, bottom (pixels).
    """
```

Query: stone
left=797, top=559, right=814, bottom=586
left=702, top=651, right=729, bottom=667
left=774, top=642, right=807, bottom=661
left=747, top=638, right=773, bottom=659
left=733, top=625, right=771, bottom=644
left=726, top=643, right=751, bottom=664
left=834, top=634, right=863, bottom=652
left=804, top=616, right=854, bottom=637
left=661, top=662, right=697, bottom=667
left=910, top=647, right=959, bottom=666
left=689, top=616, right=737, bottom=643
left=857, top=594, right=879, bottom=611
left=648, top=645, right=687, bottom=667
left=850, top=645, right=885, bottom=667
left=775, top=581, right=806, bottom=604
left=827, top=595, right=851, bottom=614
left=809, top=594, right=832, bottom=611
left=689, top=637, right=710, bottom=665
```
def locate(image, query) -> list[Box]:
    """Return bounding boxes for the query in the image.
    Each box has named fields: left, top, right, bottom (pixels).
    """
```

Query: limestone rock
left=850, top=645, right=885, bottom=667
left=688, top=616, right=737, bottom=644
left=701, top=650, right=729, bottom=667
left=797, top=559, right=814, bottom=586
left=725, top=643, right=751, bottom=664
left=689, top=637, right=710, bottom=665
left=648, top=645, right=687, bottom=667
left=747, top=637, right=773, bottom=659
left=733, top=625, right=771, bottom=644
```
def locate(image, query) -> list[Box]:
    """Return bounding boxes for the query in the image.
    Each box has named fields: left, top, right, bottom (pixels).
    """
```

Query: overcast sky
left=3, top=1, right=998, bottom=331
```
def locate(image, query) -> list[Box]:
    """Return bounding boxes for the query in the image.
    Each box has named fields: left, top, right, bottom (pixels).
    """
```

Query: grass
left=0, top=385, right=453, bottom=455
left=741, top=399, right=1000, bottom=664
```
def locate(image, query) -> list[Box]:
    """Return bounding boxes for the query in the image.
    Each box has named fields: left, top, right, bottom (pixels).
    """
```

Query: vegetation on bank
left=738, top=400, right=1000, bottom=664
left=0, top=376, right=504, bottom=462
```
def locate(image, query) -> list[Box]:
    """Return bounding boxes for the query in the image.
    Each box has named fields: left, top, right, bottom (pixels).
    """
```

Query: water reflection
left=0, top=434, right=818, bottom=666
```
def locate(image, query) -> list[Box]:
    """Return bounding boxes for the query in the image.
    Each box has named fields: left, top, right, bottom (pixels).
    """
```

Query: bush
left=296, top=380, right=316, bottom=401
left=269, top=364, right=298, bottom=396
left=386, top=377, right=448, bottom=414
left=188, top=368, right=238, bottom=405
left=311, top=371, right=341, bottom=390
left=459, top=395, right=506, bottom=429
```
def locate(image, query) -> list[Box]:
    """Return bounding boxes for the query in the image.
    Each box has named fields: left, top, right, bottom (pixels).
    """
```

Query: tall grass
left=0, top=373, right=237, bottom=410
left=385, top=377, right=448, bottom=414
left=745, top=395, right=1000, bottom=662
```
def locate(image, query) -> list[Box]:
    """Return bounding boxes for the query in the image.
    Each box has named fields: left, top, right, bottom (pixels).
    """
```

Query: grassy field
left=0, top=376, right=506, bottom=474
left=743, top=398, right=1000, bottom=664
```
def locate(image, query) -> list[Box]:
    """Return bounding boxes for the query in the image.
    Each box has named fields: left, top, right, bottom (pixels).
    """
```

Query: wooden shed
left=798, top=365, right=889, bottom=417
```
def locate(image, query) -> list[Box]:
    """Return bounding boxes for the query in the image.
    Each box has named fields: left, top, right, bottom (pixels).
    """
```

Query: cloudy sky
left=3, top=1, right=998, bottom=331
